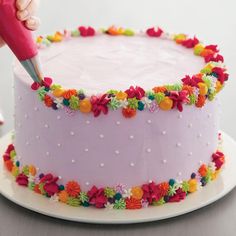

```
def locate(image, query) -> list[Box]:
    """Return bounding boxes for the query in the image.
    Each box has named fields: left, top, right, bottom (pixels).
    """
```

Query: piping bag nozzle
left=0, top=0, right=43, bottom=84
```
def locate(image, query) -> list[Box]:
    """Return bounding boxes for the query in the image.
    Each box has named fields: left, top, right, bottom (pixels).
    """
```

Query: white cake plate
left=0, top=131, right=236, bottom=224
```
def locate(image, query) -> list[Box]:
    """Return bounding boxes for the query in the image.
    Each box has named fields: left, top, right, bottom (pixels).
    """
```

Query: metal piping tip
left=20, top=55, right=43, bottom=84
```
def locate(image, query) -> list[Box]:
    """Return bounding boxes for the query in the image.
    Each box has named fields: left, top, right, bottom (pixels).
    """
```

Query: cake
left=2, top=26, right=228, bottom=209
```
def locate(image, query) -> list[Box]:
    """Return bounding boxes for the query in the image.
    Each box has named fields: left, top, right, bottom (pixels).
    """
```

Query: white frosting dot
left=36, top=167, right=40, bottom=171
left=116, top=121, right=121, bottom=125
left=24, top=114, right=28, bottom=119
left=207, top=113, right=212, bottom=118
left=71, top=159, right=75, bottom=163
left=115, top=150, right=120, bottom=155
left=70, top=131, right=75, bottom=136
left=162, top=130, right=166, bottom=135
left=18, top=96, right=22, bottom=101
left=178, top=114, right=182, bottom=119
left=58, top=176, right=62, bottom=180
left=99, top=134, right=104, bottom=139
left=34, top=107, right=39, bottom=111
left=197, top=133, right=202, bottom=138
left=146, top=148, right=151, bottom=153
left=25, top=141, right=29, bottom=146
left=129, top=135, right=134, bottom=139
left=100, top=163, right=105, bottom=167
left=57, top=115, right=61, bottom=120
left=176, top=142, right=181, bottom=147
left=199, top=160, right=203, bottom=165
left=57, top=143, right=61, bottom=147
left=188, top=152, right=193, bottom=157
left=36, top=135, right=40, bottom=140
left=85, top=182, right=90, bottom=186
left=206, top=142, right=210, bottom=146
left=86, top=120, right=90, bottom=124
left=44, top=124, right=49, bottom=128
left=46, top=152, right=50, bottom=156
left=84, top=148, right=89, bottom=152
left=178, top=172, right=182, bottom=176
left=149, top=180, right=153, bottom=183
left=188, top=123, right=193, bottom=128
left=147, top=119, right=152, bottom=124
left=17, top=123, right=21, bottom=128
left=130, top=162, right=135, bottom=167
left=162, top=159, right=167, bottom=164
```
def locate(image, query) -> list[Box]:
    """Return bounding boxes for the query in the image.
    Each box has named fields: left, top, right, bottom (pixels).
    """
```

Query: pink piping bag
left=0, top=0, right=43, bottom=83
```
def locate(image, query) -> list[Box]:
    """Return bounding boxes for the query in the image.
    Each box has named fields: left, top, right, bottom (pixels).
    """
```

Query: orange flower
left=152, top=86, right=167, bottom=93
left=195, top=95, right=206, bottom=108
left=116, top=91, right=128, bottom=100
left=29, top=165, right=37, bottom=176
left=44, top=95, right=53, bottom=107
left=182, top=85, right=194, bottom=95
left=58, top=190, right=69, bottom=203
left=122, top=107, right=136, bottom=118
left=5, top=160, right=13, bottom=172
left=188, top=179, right=198, bottom=193
left=198, top=164, right=208, bottom=177
left=159, top=97, right=173, bottom=111
left=131, top=186, right=144, bottom=200
left=200, top=49, right=214, bottom=57
left=126, top=197, right=142, bottom=209
left=65, top=181, right=81, bottom=197
left=158, top=182, right=169, bottom=197
left=63, top=89, right=77, bottom=100
left=79, top=99, right=92, bottom=113
left=34, top=184, right=41, bottom=194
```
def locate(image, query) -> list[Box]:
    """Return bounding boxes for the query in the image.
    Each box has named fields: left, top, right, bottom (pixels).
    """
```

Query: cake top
left=14, top=26, right=229, bottom=118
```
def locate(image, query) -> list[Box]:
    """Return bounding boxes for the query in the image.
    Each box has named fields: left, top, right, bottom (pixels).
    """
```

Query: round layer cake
left=9, top=27, right=228, bottom=208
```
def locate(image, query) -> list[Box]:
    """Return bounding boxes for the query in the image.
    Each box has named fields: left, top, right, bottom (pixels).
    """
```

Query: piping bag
left=0, top=0, right=43, bottom=83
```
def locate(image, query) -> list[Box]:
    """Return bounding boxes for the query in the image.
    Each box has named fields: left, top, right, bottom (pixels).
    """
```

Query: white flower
left=208, top=162, right=216, bottom=172
left=122, top=188, right=132, bottom=198
left=141, top=97, right=152, bottom=108
left=28, top=174, right=35, bottom=183
left=105, top=202, right=114, bottom=210
left=50, top=194, right=59, bottom=203
left=54, top=98, right=64, bottom=109
left=119, top=100, right=128, bottom=108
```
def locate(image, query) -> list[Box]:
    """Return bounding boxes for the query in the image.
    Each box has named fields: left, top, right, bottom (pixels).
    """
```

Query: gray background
left=0, top=0, right=236, bottom=235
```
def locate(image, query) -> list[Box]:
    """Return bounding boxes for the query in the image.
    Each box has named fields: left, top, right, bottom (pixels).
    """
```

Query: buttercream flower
left=204, top=54, right=224, bottom=63
left=69, top=95, right=80, bottom=110
left=44, top=95, right=53, bottom=107
left=212, top=151, right=225, bottom=170
left=122, top=188, right=132, bottom=198
left=142, top=182, right=161, bottom=204
left=116, top=91, right=128, bottom=100
left=113, top=199, right=126, bottom=209
left=78, top=26, right=95, bottom=37
left=108, top=97, right=121, bottom=110
left=131, top=186, right=144, bottom=200
left=67, top=197, right=81, bottom=207
left=115, top=183, right=126, bottom=194
left=169, top=90, right=189, bottom=112
left=146, top=27, right=163, bottom=37
left=90, top=94, right=110, bottom=117
left=157, top=182, right=170, bottom=197
left=54, top=97, right=64, bottom=109
left=125, top=86, right=145, bottom=100
left=6, top=144, right=14, bottom=154
left=39, top=173, right=59, bottom=197
left=195, top=95, right=206, bottom=108
left=168, top=188, right=186, bottom=202
left=152, top=86, right=167, bottom=93
left=122, top=107, right=136, bottom=118
left=182, top=75, right=203, bottom=87
left=126, top=197, right=142, bottom=209
left=66, top=181, right=81, bottom=197
left=212, top=67, right=229, bottom=84
left=181, top=37, right=199, bottom=48
left=63, top=89, right=77, bottom=100
left=105, top=202, right=114, bottom=210
left=31, top=77, right=53, bottom=91
left=16, top=173, right=28, bottom=186
left=87, top=186, right=107, bottom=208
left=58, top=190, right=69, bottom=203
left=198, top=164, right=208, bottom=177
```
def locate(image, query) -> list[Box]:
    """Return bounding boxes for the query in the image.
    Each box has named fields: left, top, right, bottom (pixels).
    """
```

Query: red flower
left=16, top=173, right=28, bottom=186
left=182, top=75, right=203, bottom=87
left=126, top=197, right=142, bottom=209
left=31, top=77, right=53, bottom=90
left=146, top=27, right=163, bottom=37
left=39, top=173, right=59, bottom=196
left=122, top=107, right=136, bottom=118
left=157, top=182, right=169, bottom=197
left=181, top=37, right=199, bottom=48
left=44, top=95, right=53, bottom=107
left=169, top=188, right=186, bottom=202
left=78, top=26, right=95, bottom=37
left=205, top=45, right=219, bottom=53
left=169, top=91, right=189, bottom=112
left=212, top=67, right=229, bottom=84
left=141, top=182, right=161, bottom=204
left=212, top=151, right=225, bottom=170
left=195, top=95, right=206, bottom=108
left=90, top=94, right=110, bottom=117
left=87, top=186, right=107, bottom=208
left=66, top=181, right=81, bottom=197
left=204, top=54, right=224, bottom=63
left=125, top=86, right=145, bottom=99
left=6, top=144, right=14, bottom=154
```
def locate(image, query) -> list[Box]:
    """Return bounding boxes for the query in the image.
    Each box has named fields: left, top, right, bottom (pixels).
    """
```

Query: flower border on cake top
left=31, top=26, right=229, bottom=118
left=2, top=136, right=225, bottom=209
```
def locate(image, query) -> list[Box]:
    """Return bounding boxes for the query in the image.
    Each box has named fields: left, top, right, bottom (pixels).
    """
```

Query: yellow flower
left=116, top=91, right=128, bottom=100
left=159, top=97, right=173, bottom=111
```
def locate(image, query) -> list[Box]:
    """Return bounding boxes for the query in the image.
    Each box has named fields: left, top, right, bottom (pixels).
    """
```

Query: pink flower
left=39, top=173, right=59, bottom=196
left=90, top=94, right=110, bottom=117
left=141, top=182, right=161, bottom=204
left=205, top=45, right=219, bottom=53
left=204, top=54, right=224, bottom=63
left=212, top=67, right=229, bottom=84
left=16, top=173, right=28, bottom=186
left=168, top=188, right=186, bottom=202
left=212, top=151, right=225, bottom=170
left=181, top=37, right=199, bottom=48
left=87, top=186, right=107, bottom=208
left=182, top=75, right=203, bottom=87
left=125, top=86, right=145, bottom=100
left=169, top=91, right=189, bottom=112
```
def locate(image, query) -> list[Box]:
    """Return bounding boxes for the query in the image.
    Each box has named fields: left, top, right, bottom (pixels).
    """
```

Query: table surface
left=0, top=188, right=235, bottom=236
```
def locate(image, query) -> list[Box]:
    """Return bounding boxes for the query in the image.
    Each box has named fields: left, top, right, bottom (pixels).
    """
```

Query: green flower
left=79, top=192, right=89, bottom=203
left=108, top=97, right=121, bottom=110
left=155, top=92, right=165, bottom=104
left=127, top=98, right=138, bottom=109
left=166, top=84, right=182, bottom=91
left=152, top=197, right=165, bottom=206
left=39, top=183, right=46, bottom=195
left=67, top=197, right=81, bottom=207
left=205, top=168, right=213, bottom=183
left=10, top=150, right=16, bottom=159
left=71, top=30, right=80, bottom=37
left=113, top=199, right=126, bottom=209
left=124, top=29, right=135, bottom=36
left=51, top=84, right=62, bottom=90
left=104, top=187, right=116, bottom=198
left=107, top=89, right=118, bottom=95
left=69, top=95, right=80, bottom=110
left=168, top=185, right=177, bottom=196
left=37, top=87, right=47, bottom=101
left=189, top=94, right=197, bottom=105
left=181, top=181, right=190, bottom=193
left=28, top=182, right=35, bottom=190
left=22, top=165, right=29, bottom=176
left=208, top=88, right=216, bottom=101
left=203, top=76, right=212, bottom=88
